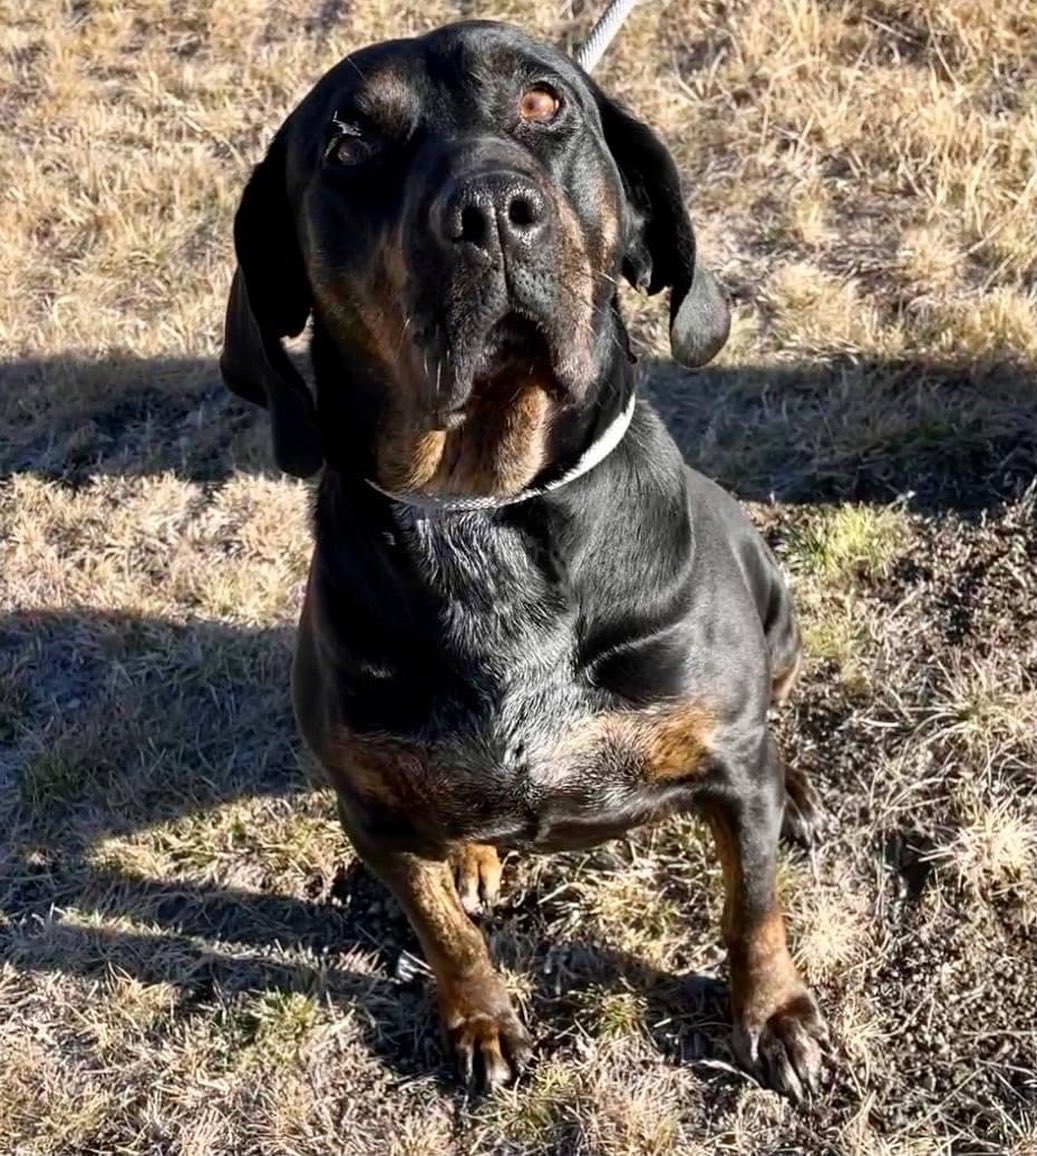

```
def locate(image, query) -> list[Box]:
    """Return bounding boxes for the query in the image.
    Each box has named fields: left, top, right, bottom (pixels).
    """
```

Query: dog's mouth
left=436, top=311, right=559, bottom=426
left=476, top=312, right=554, bottom=380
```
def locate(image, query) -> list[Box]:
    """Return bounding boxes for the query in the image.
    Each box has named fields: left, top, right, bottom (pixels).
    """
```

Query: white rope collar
left=365, top=391, right=636, bottom=514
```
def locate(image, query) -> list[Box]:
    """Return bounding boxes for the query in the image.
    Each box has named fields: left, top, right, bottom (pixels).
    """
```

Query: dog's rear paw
left=452, top=844, right=503, bottom=913
left=735, top=988, right=828, bottom=1102
left=440, top=972, right=531, bottom=1092
left=782, top=765, right=820, bottom=847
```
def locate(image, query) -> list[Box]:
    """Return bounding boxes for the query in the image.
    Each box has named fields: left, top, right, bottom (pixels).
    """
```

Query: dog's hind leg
left=768, top=644, right=820, bottom=846
left=770, top=648, right=802, bottom=705
left=782, top=762, right=819, bottom=846
left=768, top=735, right=819, bottom=847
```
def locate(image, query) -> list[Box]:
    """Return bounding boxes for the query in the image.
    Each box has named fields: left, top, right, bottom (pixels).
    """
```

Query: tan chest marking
left=377, top=378, right=553, bottom=498
left=323, top=701, right=714, bottom=826
left=325, top=730, right=430, bottom=809
left=553, top=700, right=715, bottom=783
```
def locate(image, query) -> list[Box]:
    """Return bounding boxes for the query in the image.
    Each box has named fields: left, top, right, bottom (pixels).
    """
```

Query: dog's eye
left=325, top=126, right=376, bottom=166
left=519, top=85, right=561, bottom=124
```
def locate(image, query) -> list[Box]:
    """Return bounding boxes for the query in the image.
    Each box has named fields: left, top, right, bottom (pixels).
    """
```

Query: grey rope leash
left=574, top=0, right=641, bottom=73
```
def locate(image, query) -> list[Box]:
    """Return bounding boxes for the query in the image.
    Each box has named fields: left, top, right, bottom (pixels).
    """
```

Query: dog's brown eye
left=325, top=117, right=379, bottom=166
left=519, top=85, right=560, bottom=124
left=330, top=133, right=370, bottom=164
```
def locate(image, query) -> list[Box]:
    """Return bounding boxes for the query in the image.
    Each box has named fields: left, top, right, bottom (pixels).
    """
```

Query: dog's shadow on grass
left=0, top=605, right=739, bottom=1091
left=3, top=348, right=1036, bottom=511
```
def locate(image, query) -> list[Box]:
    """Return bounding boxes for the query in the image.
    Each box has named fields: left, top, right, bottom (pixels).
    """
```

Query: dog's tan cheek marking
left=581, top=161, right=622, bottom=281
left=552, top=197, right=596, bottom=379
left=312, top=239, right=454, bottom=494
left=356, top=241, right=412, bottom=368
left=311, top=237, right=409, bottom=375
left=370, top=234, right=452, bottom=492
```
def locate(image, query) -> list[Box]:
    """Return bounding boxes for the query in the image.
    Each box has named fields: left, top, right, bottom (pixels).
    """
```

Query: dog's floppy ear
left=595, top=92, right=730, bottom=368
left=220, top=125, right=322, bottom=477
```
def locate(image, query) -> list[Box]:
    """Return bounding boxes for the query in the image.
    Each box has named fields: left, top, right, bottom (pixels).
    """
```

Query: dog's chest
left=343, top=681, right=710, bottom=852
left=337, top=512, right=711, bottom=851
left=398, top=510, right=587, bottom=759
left=399, top=510, right=571, bottom=659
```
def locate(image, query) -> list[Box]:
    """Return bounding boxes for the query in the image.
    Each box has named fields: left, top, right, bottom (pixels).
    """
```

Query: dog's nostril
left=441, top=180, right=544, bottom=250
left=459, top=204, right=489, bottom=247
left=507, top=194, right=538, bottom=229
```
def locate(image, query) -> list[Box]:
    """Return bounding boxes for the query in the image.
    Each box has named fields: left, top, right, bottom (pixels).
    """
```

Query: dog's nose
left=433, top=172, right=549, bottom=256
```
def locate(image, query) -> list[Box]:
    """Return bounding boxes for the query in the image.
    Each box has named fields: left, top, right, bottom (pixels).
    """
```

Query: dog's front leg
left=702, top=737, right=828, bottom=1100
left=346, top=822, right=530, bottom=1089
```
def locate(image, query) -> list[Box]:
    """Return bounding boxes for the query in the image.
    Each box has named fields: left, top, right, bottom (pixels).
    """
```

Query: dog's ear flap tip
left=670, top=266, right=732, bottom=369
left=220, top=272, right=323, bottom=478
left=220, top=130, right=325, bottom=478
left=594, top=88, right=732, bottom=367
left=219, top=351, right=265, bottom=408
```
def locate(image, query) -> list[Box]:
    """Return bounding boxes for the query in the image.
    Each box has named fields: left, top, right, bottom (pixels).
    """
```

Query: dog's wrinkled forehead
left=287, top=22, right=602, bottom=172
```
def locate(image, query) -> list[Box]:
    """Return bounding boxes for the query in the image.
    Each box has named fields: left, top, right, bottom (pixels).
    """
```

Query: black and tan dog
left=220, top=20, right=827, bottom=1098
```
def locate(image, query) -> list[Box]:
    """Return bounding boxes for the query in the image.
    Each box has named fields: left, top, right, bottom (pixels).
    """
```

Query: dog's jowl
left=221, top=20, right=827, bottom=1098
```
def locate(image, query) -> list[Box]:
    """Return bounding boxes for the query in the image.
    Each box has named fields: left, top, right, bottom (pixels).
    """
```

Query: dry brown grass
left=2, top=1, right=1036, bottom=1152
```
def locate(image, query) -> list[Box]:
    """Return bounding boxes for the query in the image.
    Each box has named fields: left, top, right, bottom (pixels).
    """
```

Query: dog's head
left=221, top=21, right=729, bottom=484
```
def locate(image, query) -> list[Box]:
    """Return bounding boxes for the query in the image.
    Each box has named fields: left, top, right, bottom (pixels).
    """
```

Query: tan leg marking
left=351, top=841, right=530, bottom=1090
left=704, top=803, right=828, bottom=1100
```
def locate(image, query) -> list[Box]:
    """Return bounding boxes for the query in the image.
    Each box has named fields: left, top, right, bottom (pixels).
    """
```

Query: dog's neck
left=313, top=315, right=638, bottom=511
left=366, top=388, right=636, bottom=513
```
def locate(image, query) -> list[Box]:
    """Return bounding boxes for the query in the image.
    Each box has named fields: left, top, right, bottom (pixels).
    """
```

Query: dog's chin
left=431, top=312, right=586, bottom=428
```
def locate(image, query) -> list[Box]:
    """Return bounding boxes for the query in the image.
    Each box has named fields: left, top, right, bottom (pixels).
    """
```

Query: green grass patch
left=786, top=504, right=909, bottom=586
left=576, top=985, right=649, bottom=1042
left=19, top=734, right=118, bottom=809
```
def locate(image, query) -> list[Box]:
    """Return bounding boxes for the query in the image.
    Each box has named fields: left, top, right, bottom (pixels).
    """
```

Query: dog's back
left=683, top=467, right=802, bottom=700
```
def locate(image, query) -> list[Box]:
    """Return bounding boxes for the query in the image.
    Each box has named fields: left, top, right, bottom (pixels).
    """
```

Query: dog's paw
left=439, top=972, right=531, bottom=1091
left=451, top=844, right=503, bottom=913
left=734, top=987, right=828, bottom=1101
